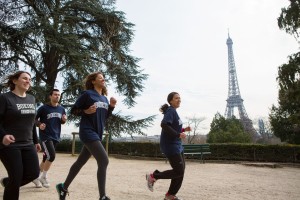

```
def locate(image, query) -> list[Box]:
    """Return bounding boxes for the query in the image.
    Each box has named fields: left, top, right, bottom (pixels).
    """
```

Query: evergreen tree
left=269, top=0, right=300, bottom=144
left=0, top=0, right=155, bottom=136
left=207, top=113, right=251, bottom=143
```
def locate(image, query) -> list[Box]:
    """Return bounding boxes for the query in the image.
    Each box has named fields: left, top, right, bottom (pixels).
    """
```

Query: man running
left=33, top=89, right=67, bottom=188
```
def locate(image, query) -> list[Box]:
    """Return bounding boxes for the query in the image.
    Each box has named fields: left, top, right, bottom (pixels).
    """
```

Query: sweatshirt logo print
left=16, top=103, right=35, bottom=114
left=47, top=112, right=62, bottom=119
left=95, top=101, right=108, bottom=110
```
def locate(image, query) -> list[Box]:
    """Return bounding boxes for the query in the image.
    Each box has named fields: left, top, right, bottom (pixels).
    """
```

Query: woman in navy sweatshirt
left=56, top=72, right=116, bottom=200
left=146, top=92, right=191, bottom=200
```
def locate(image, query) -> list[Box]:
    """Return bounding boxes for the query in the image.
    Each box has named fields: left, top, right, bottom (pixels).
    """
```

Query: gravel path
left=1, top=153, right=300, bottom=200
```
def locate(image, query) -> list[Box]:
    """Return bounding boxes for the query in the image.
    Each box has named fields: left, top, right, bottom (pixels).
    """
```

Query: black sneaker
left=56, top=183, right=68, bottom=200
left=100, top=196, right=111, bottom=200
left=0, top=177, right=9, bottom=187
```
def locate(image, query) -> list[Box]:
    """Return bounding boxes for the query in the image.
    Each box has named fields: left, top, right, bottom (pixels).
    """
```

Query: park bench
left=183, top=144, right=211, bottom=163
left=164, top=144, right=211, bottom=163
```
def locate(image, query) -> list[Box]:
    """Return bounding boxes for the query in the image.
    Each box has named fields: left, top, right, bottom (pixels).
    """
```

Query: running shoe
left=32, top=178, right=42, bottom=188
left=146, top=173, right=156, bottom=192
left=40, top=176, right=50, bottom=188
left=164, top=193, right=181, bottom=200
left=100, top=196, right=111, bottom=200
left=56, top=183, right=69, bottom=200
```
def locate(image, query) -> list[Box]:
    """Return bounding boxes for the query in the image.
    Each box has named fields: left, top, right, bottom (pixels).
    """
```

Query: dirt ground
left=1, top=153, right=300, bottom=200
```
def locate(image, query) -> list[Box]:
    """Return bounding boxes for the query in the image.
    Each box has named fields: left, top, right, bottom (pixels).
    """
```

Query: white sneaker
left=32, top=178, right=42, bottom=188
left=39, top=177, right=50, bottom=188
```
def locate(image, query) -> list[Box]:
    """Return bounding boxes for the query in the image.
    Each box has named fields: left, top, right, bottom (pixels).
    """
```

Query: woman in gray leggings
left=56, top=72, right=117, bottom=200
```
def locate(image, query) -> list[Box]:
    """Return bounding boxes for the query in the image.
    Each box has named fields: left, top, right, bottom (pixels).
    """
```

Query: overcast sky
left=64, top=0, right=299, bottom=136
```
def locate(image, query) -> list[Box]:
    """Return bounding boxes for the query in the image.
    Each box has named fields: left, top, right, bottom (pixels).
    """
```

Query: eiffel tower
left=224, top=34, right=257, bottom=141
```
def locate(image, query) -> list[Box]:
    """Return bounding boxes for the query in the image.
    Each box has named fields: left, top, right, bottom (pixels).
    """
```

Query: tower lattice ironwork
left=224, top=34, right=257, bottom=141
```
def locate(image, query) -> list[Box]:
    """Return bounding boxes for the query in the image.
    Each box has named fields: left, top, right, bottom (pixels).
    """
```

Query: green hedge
left=56, top=138, right=105, bottom=153
left=56, top=140, right=300, bottom=163
left=109, top=142, right=161, bottom=157
left=55, top=138, right=73, bottom=152
left=209, top=143, right=300, bottom=162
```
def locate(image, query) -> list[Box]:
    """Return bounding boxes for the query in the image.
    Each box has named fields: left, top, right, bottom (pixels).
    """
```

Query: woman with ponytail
left=146, top=92, right=191, bottom=200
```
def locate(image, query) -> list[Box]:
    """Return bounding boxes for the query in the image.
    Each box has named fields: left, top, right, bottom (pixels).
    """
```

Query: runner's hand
left=110, top=97, right=117, bottom=107
left=62, top=114, right=67, bottom=122
left=39, top=123, right=46, bottom=130
left=35, top=143, right=42, bottom=152
left=179, top=132, right=186, bottom=139
left=2, top=134, right=15, bottom=146
left=184, top=126, right=192, bottom=132
left=84, top=104, right=97, bottom=114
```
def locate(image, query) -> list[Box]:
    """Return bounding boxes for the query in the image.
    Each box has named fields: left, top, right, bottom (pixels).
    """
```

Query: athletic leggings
left=0, top=145, right=40, bottom=200
left=153, top=152, right=185, bottom=195
left=63, top=140, right=108, bottom=198
left=41, top=140, right=58, bottom=162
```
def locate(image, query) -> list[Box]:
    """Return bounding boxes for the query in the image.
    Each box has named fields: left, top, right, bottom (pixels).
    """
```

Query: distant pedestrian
left=56, top=72, right=116, bottom=200
left=0, top=71, right=41, bottom=200
left=32, top=89, right=67, bottom=188
left=146, top=92, right=191, bottom=200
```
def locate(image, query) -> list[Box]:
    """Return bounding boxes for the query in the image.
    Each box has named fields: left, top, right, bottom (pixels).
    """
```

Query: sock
left=42, top=171, right=48, bottom=178
left=151, top=173, right=157, bottom=181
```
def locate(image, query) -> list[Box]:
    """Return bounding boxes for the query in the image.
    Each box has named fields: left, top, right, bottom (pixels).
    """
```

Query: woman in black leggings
left=56, top=72, right=116, bottom=200
left=146, top=92, right=191, bottom=200
left=0, top=71, right=41, bottom=200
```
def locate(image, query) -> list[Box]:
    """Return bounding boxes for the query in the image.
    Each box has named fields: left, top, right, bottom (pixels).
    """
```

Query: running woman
left=32, top=89, right=67, bottom=188
left=0, top=71, right=41, bottom=200
left=146, top=92, right=191, bottom=200
left=56, top=72, right=116, bottom=200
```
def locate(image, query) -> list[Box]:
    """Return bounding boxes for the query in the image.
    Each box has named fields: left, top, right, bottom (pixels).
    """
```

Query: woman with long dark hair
left=146, top=92, right=191, bottom=200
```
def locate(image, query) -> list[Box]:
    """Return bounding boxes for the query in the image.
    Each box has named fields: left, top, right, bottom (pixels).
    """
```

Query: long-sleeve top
left=160, top=106, right=183, bottom=156
left=36, top=103, right=66, bottom=143
left=0, top=91, right=38, bottom=149
left=71, top=89, right=114, bottom=143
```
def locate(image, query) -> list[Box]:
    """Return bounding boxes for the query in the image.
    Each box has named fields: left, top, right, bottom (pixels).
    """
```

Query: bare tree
left=253, top=117, right=281, bottom=144
left=184, top=115, right=205, bottom=144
